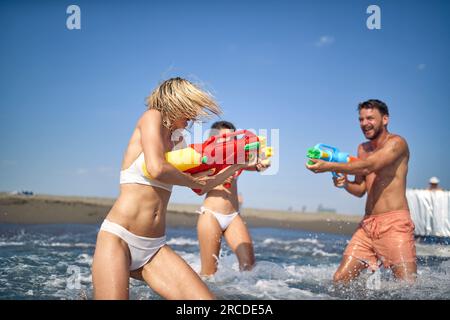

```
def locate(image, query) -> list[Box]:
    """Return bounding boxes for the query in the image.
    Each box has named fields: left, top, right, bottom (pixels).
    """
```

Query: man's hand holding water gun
left=332, top=174, right=349, bottom=189
left=305, top=144, right=358, bottom=173
left=305, top=144, right=366, bottom=194
left=306, top=144, right=369, bottom=197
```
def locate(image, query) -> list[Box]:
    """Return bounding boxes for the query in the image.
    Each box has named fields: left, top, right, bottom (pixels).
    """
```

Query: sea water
left=0, top=224, right=449, bottom=300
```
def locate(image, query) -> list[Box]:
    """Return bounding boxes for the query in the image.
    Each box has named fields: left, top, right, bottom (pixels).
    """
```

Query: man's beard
left=364, top=125, right=383, bottom=140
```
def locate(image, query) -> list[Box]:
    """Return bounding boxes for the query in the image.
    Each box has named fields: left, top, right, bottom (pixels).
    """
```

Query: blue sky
left=1, top=0, right=449, bottom=215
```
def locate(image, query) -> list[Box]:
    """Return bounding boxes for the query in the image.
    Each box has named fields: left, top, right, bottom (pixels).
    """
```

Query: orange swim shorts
left=343, top=210, right=416, bottom=270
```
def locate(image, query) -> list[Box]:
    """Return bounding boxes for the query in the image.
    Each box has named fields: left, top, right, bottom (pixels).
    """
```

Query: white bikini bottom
left=197, top=206, right=240, bottom=231
left=99, top=219, right=166, bottom=271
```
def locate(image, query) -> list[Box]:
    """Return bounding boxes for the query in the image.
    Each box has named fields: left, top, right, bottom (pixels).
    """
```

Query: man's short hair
left=210, top=120, right=236, bottom=131
left=358, top=99, right=389, bottom=116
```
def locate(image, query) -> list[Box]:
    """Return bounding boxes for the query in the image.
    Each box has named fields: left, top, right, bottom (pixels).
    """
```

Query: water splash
left=0, top=224, right=449, bottom=299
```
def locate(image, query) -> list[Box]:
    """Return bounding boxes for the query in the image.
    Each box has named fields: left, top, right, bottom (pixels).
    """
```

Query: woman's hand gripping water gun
left=222, top=135, right=273, bottom=188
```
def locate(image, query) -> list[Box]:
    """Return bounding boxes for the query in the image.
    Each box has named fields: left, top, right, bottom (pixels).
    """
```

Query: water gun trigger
left=332, top=172, right=344, bottom=178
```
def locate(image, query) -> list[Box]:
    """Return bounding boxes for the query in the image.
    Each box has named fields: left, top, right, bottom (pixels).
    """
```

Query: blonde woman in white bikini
left=197, top=121, right=270, bottom=276
left=92, top=78, right=246, bottom=299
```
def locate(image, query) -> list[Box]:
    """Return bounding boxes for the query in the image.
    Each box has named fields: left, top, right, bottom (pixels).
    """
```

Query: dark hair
left=210, top=120, right=236, bottom=131
left=358, top=99, right=389, bottom=116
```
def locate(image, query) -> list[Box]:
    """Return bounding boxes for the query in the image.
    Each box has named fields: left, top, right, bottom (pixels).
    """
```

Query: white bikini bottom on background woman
left=197, top=206, right=240, bottom=231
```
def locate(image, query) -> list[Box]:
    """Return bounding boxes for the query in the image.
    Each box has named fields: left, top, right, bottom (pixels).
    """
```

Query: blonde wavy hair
left=146, top=77, right=222, bottom=129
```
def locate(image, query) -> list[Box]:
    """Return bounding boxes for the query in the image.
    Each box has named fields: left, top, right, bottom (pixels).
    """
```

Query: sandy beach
left=0, top=193, right=361, bottom=236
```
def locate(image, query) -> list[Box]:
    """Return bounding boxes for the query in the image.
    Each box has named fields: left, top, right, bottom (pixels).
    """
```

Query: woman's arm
left=242, top=159, right=271, bottom=172
left=196, top=164, right=245, bottom=195
left=139, top=110, right=202, bottom=188
left=139, top=110, right=245, bottom=192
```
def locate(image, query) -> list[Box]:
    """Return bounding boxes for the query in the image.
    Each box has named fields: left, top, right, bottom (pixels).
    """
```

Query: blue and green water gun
left=307, top=143, right=359, bottom=187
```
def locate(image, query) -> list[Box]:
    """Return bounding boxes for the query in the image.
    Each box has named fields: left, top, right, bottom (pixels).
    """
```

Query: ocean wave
left=416, top=243, right=450, bottom=258
left=167, top=237, right=199, bottom=246
left=262, top=238, right=324, bottom=247
left=0, top=241, right=26, bottom=246
left=43, top=275, right=67, bottom=289
left=36, top=242, right=94, bottom=248
left=0, top=239, right=95, bottom=248
left=284, top=264, right=336, bottom=283
left=76, top=253, right=93, bottom=265
left=204, top=258, right=334, bottom=300
left=253, top=279, right=331, bottom=300
left=312, top=248, right=339, bottom=257
left=1, top=225, right=450, bottom=300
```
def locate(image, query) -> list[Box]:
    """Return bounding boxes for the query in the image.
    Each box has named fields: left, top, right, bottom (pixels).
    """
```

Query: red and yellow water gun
left=145, top=130, right=272, bottom=194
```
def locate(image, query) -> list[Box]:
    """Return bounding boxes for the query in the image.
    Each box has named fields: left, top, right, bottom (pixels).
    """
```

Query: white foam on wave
left=77, top=253, right=93, bottom=265
left=167, top=237, right=199, bottom=246
left=0, top=241, right=26, bottom=246
left=0, top=240, right=94, bottom=248
left=31, top=240, right=94, bottom=248
left=3, top=229, right=450, bottom=300
left=185, top=251, right=334, bottom=300
left=286, top=246, right=312, bottom=254
left=312, top=248, right=339, bottom=257
left=259, top=238, right=340, bottom=258
left=262, top=238, right=323, bottom=247
left=23, top=254, right=43, bottom=263
left=284, top=263, right=336, bottom=283
left=416, top=243, right=450, bottom=258
left=44, top=275, right=67, bottom=289
left=48, top=242, right=94, bottom=248
left=252, top=279, right=330, bottom=299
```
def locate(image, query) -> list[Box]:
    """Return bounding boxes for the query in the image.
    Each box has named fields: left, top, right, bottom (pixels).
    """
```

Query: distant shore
left=0, top=193, right=361, bottom=236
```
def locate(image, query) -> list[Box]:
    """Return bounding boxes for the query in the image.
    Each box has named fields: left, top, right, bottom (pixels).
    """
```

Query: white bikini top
left=120, top=153, right=173, bottom=192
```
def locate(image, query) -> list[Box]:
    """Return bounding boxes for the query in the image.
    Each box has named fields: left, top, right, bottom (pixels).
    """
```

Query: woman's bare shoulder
left=137, top=109, right=161, bottom=127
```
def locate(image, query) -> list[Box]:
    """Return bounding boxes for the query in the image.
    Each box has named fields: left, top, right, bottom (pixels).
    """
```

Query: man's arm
left=307, top=136, right=407, bottom=176
left=340, top=174, right=367, bottom=197
left=338, top=144, right=366, bottom=197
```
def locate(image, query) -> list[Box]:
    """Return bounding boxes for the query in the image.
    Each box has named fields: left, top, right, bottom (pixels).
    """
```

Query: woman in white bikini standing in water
left=92, top=78, right=246, bottom=299
left=197, top=121, right=270, bottom=276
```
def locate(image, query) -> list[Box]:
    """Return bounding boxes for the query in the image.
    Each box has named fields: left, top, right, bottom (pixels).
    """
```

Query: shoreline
left=0, top=193, right=361, bottom=236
